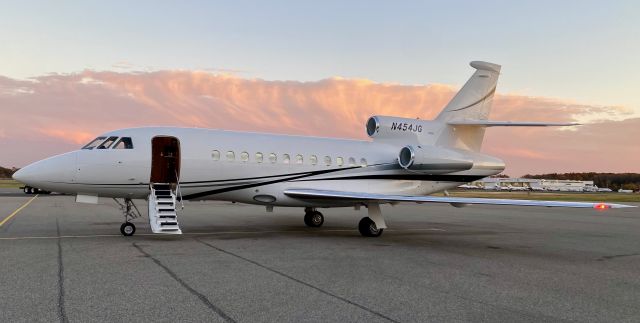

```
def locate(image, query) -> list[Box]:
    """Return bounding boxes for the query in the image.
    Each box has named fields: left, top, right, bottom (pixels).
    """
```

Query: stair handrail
left=175, top=170, right=185, bottom=210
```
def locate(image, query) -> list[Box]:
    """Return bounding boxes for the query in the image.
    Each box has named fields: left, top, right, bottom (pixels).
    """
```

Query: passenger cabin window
left=310, top=155, right=318, bottom=165
left=348, top=157, right=356, bottom=166
left=360, top=158, right=367, bottom=167
left=282, top=154, right=290, bottom=164
left=295, top=154, right=303, bottom=165
left=255, top=152, right=264, bottom=163
left=211, top=150, right=220, bottom=161
left=240, top=151, right=249, bottom=162
left=112, top=137, right=134, bottom=149
left=336, top=157, right=344, bottom=167
left=82, top=137, right=106, bottom=150
left=269, top=153, right=277, bottom=163
left=226, top=151, right=235, bottom=161
left=97, top=136, right=118, bottom=149
left=324, top=156, right=331, bottom=166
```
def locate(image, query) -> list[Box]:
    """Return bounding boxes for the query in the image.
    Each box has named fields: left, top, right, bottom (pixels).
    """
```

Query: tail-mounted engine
left=366, top=116, right=432, bottom=141
left=397, top=145, right=474, bottom=174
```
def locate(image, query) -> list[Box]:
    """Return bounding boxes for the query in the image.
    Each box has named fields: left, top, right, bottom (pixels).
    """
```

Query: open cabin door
left=148, top=136, right=183, bottom=234
left=150, top=136, right=181, bottom=184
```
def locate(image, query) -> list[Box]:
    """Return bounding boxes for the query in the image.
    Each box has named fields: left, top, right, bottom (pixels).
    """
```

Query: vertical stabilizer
left=436, top=61, right=501, bottom=151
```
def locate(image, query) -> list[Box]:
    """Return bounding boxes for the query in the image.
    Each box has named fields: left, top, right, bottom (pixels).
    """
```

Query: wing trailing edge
left=284, top=189, right=635, bottom=209
left=447, top=120, right=580, bottom=127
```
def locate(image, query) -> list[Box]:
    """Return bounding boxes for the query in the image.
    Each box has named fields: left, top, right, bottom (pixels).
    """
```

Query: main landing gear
left=358, top=217, right=383, bottom=237
left=358, top=203, right=386, bottom=237
left=304, top=207, right=324, bottom=227
left=303, top=204, right=388, bottom=237
left=114, top=198, right=142, bottom=236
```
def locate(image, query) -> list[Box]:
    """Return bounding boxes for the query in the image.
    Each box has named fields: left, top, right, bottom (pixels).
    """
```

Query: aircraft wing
left=447, top=120, right=579, bottom=127
left=284, top=189, right=635, bottom=209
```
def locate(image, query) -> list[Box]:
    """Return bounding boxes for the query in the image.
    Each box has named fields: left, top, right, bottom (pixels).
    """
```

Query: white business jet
left=13, top=61, right=634, bottom=237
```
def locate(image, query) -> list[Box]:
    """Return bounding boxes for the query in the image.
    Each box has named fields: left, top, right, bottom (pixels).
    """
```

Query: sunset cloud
left=0, top=70, right=637, bottom=175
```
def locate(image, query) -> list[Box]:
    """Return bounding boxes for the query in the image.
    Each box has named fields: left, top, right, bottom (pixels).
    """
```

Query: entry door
left=150, top=136, right=181, bottom=184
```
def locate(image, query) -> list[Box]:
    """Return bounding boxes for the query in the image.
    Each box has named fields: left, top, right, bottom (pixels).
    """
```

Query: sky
left=0, top=1, right=638, bottom=175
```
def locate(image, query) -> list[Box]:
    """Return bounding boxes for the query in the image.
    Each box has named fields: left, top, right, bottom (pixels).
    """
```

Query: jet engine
left=366, top=116, right=432, bottom=140
left=397, top=145, right=474, bottom=174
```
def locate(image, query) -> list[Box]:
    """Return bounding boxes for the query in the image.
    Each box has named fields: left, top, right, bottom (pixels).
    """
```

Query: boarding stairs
left=148, top=183, right=182, bottom=234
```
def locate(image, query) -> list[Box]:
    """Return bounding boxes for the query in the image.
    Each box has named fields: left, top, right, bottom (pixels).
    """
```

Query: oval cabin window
left=240, top=151, right=249, bottom=162
left=324, top=156, right=331, bottom=166
left=310, top=155, right=318, bottom=165
left=283, top=154, right=290, bottom=164
left=269, top=153, right=277, bottom=163
left=211, top=150, right=220, bottom=161
left=255, top=152, right=264, bottom=163
left=295, top=154, right=303, bottom=164
left=226, top=151, right=235, bottom=161
left=336, top=157, right=344, bottom=166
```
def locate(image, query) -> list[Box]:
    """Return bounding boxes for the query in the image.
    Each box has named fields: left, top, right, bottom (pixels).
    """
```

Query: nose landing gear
left=114, top=198, right=142, bottom=236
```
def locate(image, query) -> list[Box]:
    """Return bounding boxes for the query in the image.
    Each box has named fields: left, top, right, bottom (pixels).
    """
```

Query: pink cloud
left=0, top=70, right=637, bottom=176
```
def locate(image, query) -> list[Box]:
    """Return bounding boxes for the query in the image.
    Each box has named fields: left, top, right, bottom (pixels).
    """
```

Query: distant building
left=462, top=178, right=597, bottom=192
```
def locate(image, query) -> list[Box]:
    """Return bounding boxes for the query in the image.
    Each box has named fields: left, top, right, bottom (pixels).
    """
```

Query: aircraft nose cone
left=12, top=167, right=29, bottom=183
left=12, top=152, right=77, bottom=188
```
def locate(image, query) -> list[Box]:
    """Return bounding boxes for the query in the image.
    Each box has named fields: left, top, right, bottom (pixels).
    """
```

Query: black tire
left=304, top=211, right=324, bottom=227
left=23, top=187, right=29, bottom=194
left=358, top=217, right=383, bottom=237
left=26, top=187, right=33, bottom=194
left=120, top=222, right=136, bottom=236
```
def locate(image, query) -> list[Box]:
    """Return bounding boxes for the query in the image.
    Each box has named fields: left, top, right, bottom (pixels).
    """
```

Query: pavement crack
left=195, top=238, right=400, bottom=323
left=56, top=219, right=68, bottom=323
left=597, top=253, right=640, bottom=261
left=132, top=242, right=236, bottom=323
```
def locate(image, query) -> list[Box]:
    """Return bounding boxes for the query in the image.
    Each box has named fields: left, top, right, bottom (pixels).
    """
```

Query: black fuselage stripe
left=182, top=166, right=362, bottom=200
left=292, top=174, right=486, bottom=183
left=182, top=174, right=485, bottom=200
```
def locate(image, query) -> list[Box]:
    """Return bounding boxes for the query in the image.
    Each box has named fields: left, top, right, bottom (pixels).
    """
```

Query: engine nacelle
left=398, top=145, right=474, bottom=174
left=366, top=116, right=432, bottom=140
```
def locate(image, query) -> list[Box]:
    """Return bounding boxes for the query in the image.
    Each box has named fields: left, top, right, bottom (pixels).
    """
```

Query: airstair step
left=148, top=187, right=182, bottom=234
left=160, top=222, right=178, bottom=226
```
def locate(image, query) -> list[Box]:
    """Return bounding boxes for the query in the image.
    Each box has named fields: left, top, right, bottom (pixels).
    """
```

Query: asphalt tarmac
left=1, top=191, right=639, bottom=322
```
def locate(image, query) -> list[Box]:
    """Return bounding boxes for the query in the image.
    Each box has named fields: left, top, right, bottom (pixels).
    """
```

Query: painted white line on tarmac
left=0, top=227, right=446, bottom=240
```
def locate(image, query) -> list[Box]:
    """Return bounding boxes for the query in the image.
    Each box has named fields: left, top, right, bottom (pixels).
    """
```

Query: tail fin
left=436, top=61, right=501, bottom=151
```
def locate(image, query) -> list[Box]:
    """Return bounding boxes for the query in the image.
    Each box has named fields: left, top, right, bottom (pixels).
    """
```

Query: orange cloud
left=0, top=70, right=637, bottom=176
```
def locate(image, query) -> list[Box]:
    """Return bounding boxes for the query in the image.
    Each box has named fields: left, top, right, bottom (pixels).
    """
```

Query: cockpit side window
left=97, top=136, right=119, bottom=149
left=82, top=137, right=106, bottom=150
left=112, top=137, right=134, bottom=149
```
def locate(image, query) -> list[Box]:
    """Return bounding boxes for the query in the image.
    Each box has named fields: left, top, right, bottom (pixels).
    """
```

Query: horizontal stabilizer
left=284, top=189, right=635, bottom=209
left=448, top=120, right=579, bottom=127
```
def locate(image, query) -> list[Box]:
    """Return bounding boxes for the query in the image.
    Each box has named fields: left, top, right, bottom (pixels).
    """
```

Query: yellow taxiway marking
left=0, top=228, right=446, bottom=240
left=0, top=194, right=38, bottom=227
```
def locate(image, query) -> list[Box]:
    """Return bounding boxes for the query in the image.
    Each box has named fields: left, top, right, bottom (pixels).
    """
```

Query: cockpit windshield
left=82, top=136, right=135, bottom=150
left=113, top=137, right=134, bottom=149
left=97, top=136, right=118, bottom=149
left=82, top=137, right=106, bottom=150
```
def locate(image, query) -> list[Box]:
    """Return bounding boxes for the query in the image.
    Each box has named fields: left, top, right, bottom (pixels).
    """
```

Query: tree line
left=523, top=173, right=640, bottom=191
left=0, top=166, right=17, bottom=179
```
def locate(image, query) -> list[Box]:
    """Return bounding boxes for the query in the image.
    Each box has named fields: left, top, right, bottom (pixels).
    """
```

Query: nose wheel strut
left=113, top=198, right=142, bottom=236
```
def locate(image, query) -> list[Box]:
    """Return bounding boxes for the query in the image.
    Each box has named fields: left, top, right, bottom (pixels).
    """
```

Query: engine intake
left=398, top=145, right=474, bottom=174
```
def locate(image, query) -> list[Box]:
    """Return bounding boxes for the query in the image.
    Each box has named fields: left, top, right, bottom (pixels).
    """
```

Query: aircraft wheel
left=120, top=222, right=136, bottom=236
left=358, top=217, right=383, bottom=237
left=304, top=211, right=324, bottom=227
left=23, top=187, right=29, bottom=194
